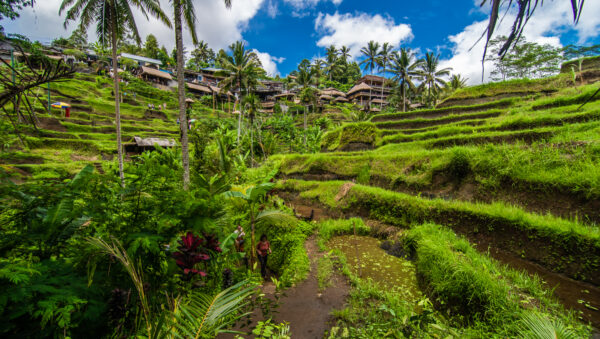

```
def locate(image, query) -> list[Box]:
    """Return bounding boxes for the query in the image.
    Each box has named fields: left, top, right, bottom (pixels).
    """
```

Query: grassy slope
left=3, top=72, right=229, bottom=179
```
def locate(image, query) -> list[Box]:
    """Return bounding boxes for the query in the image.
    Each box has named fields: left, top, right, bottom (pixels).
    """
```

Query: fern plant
left=88, top=236, right=256, bottom=338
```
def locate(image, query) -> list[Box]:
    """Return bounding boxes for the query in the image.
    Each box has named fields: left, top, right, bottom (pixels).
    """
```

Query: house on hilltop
left=347, top=75, right=391, bottom=110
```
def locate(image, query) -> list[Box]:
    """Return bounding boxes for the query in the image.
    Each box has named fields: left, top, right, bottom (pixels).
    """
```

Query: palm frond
left=256, top=209, right=296, bottom=227
left=518, top=312, right=579, bottom=339
left=168, top=281, right=256, bottom=338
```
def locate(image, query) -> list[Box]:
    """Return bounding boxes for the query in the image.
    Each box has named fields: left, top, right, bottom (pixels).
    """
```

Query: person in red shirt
left=256, top=234, right=271, bottom=279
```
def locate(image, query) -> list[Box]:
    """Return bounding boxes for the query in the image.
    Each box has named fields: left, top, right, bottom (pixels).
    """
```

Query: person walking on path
left=257, top=234, right=271, bottom=279
left=234, top=225, right=246, bottom=252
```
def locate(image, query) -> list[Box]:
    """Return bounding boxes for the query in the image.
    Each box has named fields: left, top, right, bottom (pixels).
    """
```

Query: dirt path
left=219, top=235, right=349, bottom=338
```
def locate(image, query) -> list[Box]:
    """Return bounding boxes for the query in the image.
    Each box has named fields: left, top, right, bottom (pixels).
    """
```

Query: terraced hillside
left=1, top=72, right=230, bottom=180
left=271, top=71, right=600, bottom=329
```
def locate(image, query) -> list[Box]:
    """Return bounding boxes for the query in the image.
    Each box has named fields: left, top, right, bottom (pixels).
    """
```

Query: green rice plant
left=403, top=223, right=590, bottom=337
left=277, top=179, right=600, bottom=284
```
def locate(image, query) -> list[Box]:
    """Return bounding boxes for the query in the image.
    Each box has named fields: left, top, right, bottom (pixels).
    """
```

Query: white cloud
left=284, top=0, right=342, bottom=10
left=441, top=1, right=600, bottom=85
left=267, top=0, right=279, bottom=18
left=253, top=49, right=285, bottom=76
left=3, top=0, right=265, bottom=52
left=314, top=11, right=413, bottom=59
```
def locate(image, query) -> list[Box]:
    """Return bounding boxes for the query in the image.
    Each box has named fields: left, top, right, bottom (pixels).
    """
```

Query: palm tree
left=225, top=183, right=295, bottom=268
left=190, top=40, right=212, bottom=70
left=171, top=0, right=231, bottom=189
left=377, top=42, right=394, bottom=109
left=420, top=52, right=452, bottom=107
left=311, top=59, right=325, bottom=87
left=60, top=0, right=171, bottom=187
left=339, top=46, right=351, bottom=64
left=242, top=93, right=260, bottom=167
left=217, top=42, right=261, bottom=145
left=359, top=41, right=380, bottom=111
left=292, top=68, right=316, bottom=146
left=447, top=74, right=468, bottom=91
left=292, top=67, right=315, bottom=146
left=325, top=45, right=338, bottom=81
left=389, top=48, right=423, bottom=112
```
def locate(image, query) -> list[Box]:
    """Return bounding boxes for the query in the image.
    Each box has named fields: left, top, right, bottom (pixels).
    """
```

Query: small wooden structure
left=124, top=136, right=177, bottom=154
left=139, top=66, right=173, bottom=86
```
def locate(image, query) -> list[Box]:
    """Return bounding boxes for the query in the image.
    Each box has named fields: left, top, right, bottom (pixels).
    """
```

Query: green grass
left=277, top=179, right=600, bottom=283
left=371, top=98, right=516, bottom=122
left=445, top=73, right=572, bottom=101
left=403, top=223, right=590, bottom=337
left=321, top=122, right=380, bottom=151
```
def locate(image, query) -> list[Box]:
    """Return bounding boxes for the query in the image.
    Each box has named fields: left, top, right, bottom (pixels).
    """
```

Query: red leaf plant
left=172, top=232, right=213, bottom=277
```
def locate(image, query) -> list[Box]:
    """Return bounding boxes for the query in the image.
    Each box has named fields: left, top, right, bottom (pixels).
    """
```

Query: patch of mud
left=335, top=182, right=355, bottom=201
left=218, top=237, right=349, bottom=339
left=38, top=117, right=67, bottom=132
left=70, top=154, right=99, bottom=161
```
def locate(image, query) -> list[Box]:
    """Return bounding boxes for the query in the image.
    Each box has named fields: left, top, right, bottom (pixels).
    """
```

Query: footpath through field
left=219, top=235, right=349, bottom=338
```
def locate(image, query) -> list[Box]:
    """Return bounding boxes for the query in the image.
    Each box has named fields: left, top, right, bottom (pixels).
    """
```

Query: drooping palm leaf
left=166, top=281, right=256, bottom=338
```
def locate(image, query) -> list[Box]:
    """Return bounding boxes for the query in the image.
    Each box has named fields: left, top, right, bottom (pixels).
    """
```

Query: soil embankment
left=279, top=190, right=600, bottom=329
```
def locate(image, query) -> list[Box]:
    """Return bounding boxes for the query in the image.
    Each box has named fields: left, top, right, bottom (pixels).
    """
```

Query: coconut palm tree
left=447, top=74, right=468, bottom=91
left=171, top=0, right=231, bottom=189
left=325, top=45, right=338, bottom=81
left=217, top=42, right=261, bottom=145
left=242, top=93, right=260, bottom=167
left=419, top=52, right=452, bottom=107
left=339, top=46, right=351, bottom=64
left=377, top=42, right=394, bottom=109
left=60, top=0, right=171, bottom=187
left=389, top=48, right=423, bottom=112
left=359, top=40, right=380, bottom=111
left=291, top=67, right=315, bottom=146
left=311, top=59, right=325, bottom=87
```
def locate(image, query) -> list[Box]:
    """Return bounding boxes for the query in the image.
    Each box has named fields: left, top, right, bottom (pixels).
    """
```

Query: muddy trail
left=219, top=236, right=349, bottom=339
left=282, top=193, right=600, bottom=330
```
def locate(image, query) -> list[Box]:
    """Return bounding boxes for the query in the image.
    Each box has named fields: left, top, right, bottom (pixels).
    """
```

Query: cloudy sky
left=4, top=0, right=600, bottom=83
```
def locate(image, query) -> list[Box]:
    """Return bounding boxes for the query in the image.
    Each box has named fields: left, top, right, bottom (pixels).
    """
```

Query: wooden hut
left=124, top=136, right=177, bottom=155
left=139, top=66, right=173, bottom=87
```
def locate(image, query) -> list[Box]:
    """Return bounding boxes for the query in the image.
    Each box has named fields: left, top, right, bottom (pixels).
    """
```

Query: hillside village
left=2, top=1, right=600, bottom=338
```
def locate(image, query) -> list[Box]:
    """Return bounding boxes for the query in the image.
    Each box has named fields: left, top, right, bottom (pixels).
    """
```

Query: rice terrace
left=2, top=0, right=600, bottom=338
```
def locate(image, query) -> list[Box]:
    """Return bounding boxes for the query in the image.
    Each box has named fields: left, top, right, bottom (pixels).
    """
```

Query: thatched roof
left=185, top=98, right=195, bottom=103
left=262, top=101, right=276, bottom=108
left=370, top=98, right=387, bottom=104
left=141, top=66, right=172, bottom=81
left=347, top=82, right=372, bottom=95
left=358, top=75, right=385, bottom=83
left=333, top=96, right=349, bottom=102
left=132, top=137, right=176, bottom=147
left=187, top=82, right=212, bottom=94
left=274, top=92, right=295, bottom=99
left=321, top=88, right=346, bottom=97
left=320, top=95, right=334, bottom=101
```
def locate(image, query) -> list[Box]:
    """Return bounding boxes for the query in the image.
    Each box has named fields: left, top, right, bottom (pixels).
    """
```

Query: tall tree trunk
left=174, top=0, right=190, bottom=189
left=380, top=62, right=385, bottom=110
left=237, top=101, right=242, bottom=144
left=303, top=105, right=307, bottom=147
left=369, top=70, right=373, bottom=111
left=403, top=80, right=406, bottom=112
left=250, top=204, right=256, bottom=269
left=250, top=117, right=254, bottom=167
left=111, top=8, right=124, bottom=187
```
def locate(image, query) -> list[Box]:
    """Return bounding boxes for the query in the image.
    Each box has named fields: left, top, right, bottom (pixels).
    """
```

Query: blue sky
left=5, top=0, right=600, bottom=83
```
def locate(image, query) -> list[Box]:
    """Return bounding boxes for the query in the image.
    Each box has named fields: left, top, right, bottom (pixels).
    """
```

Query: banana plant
left=224, top=183, right=295, bottom=267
